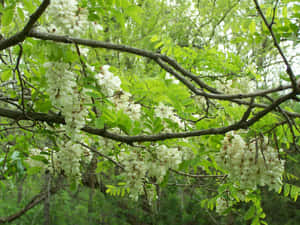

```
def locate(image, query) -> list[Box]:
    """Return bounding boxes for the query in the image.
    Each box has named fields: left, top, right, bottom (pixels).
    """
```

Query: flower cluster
left=55, top=140, right=83, bottom=178
left=216, top=197, right=230, bottom=214
left=40, top=0, right=102, bottom=37
left=95, top=65, right=141, bottom=120
left=118, top=145, right=183, bottom=200
left=44, top=62, right=88, bottom=138
left=215, top=77, right=256, bottom=94
left=215, top=188, right=249, bottom=214
left=111, top=91, right=142, bottom=121
left=218, top=132, right=285, bottom=191
left=44, top=62, right=89, bottom=178
left=95, top=65, right=122, bottom=96
left=43, top=0, right=88, bottom=36
left=155, top=103, right=184, bottom=130
left=193, top=95, right=207, bottom=110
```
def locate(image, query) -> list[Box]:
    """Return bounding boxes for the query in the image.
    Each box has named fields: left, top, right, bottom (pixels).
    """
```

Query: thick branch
left=28, top=30, right=293, bottom=100
left=0, top=92, right=296, bottom=143
left=28, top=30, right=219, bottom=93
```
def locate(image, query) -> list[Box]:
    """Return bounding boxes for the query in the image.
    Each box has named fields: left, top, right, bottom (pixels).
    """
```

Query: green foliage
left=0, top=0, right=299, bottom=224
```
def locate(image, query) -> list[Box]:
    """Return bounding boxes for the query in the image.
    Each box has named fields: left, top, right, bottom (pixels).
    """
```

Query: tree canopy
left=0, top=0, right=299, bottom=224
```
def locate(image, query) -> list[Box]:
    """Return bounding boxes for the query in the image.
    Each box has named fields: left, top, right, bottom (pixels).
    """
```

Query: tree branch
left=0, top=0, right=50, bottom=50
left=0, top=91, right=296, bottom=144
left=28, top=30, right=293, bottom=100
left=170, top=169, right=226, bottom=179
left=253, top=0, right=297, bottom=89
left=0, top=179, right=62, bottom=224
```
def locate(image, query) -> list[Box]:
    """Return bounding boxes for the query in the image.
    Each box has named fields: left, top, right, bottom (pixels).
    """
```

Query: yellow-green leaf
left=284, top=184, right=290, bottom=197
left=2, top=9, right=14, bottom=26
left=2, top=70, right=12, bottom=81
left=290, top=185, right=299, bottom=201
left=283, top=6, right=288, bottom=18
left=250, top=20, right=256, bottom=34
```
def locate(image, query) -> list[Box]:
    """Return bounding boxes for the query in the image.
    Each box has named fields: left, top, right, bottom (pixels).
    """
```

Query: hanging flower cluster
left=118, top=145, right=183, bottom=200
left=215, top=77, right=256, bottom=94
left=216, top=197, right=230, bottom=214
left=112, top=91, right=142, bottom=121
left=44, top=62, right=89, bottom=178
left=95, top=65, right=122, bottom=96
left=218, top=132, right=285, bottom=191
left=95, top=65, right=142, bottom=120
left=39, top=0, right=102, bottom=37
left=55, top=141, right=83, bottom=178
left=155, top=102, right=184, bottom=130
left=43, top=0, right=88, bottom=36
left=44, top=62, right=88, bottom=138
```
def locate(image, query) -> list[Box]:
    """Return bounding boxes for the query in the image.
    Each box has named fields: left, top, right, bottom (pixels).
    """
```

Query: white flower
left=219, top=133, right=284, bottom=191
left=95, top=65, right=122, bottom=96
left=165, top=72, right=179, bottom=84
left=155, top=103, right=184, bottom=129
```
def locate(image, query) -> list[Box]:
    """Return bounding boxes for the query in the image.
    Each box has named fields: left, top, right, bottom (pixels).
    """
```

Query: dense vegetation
left=0, top=0, right=299, bottom=224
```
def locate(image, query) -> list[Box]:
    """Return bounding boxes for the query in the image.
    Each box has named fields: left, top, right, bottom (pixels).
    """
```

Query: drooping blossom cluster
left=154, top=103, right=184, bottom=130
left=215, top=188, right=249, bottom=214
left=215, top=77, right=256, bottom=94
left=95, top=65, right=122, bottom=96
left=216, top=197, right=229, bottom=214
left=95, top=65, right=141, bottom=120
left=54, top=140, right=83, bottom=178
left=44, top=62, right=88, bottom=138
left=39, top=0, right=102, bottom=37
left=218, top=132, right=285, bottom=191
left=44, top=62, right=89, bottom=178
left=118, top=145, right=183, bottom=200
left=42, top=0, right=87, bottom=36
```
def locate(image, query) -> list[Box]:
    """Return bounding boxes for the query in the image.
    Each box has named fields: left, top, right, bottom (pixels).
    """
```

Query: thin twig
left=170, top=169, right=226, bottom=179
left=14, top=44, right=26, bottom=112
left=253, top=0, right=297, bottom=89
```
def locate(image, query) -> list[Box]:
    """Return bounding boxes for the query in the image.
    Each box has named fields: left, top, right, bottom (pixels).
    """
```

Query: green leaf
left=30, top=155, right=48, bottom=164
left=23, top=0, right=34, bottom=12
left=26, top=166, right=42, bottom=175
left=282, top=6, right=288, bottom=18
left=153, top=117, right=163, bottom=133
left=2, top=8, right=14, bottom=26
left=95, top=117, right=105, bottom=129
left=10, top=151, right=20, bottom=161
left=244, top=205, right=256, bottom=220
left=36, top=99, right=52, bottom=113
left=17, top=6, right=25, bottom=22
left=85, top=91, right=102, bottom=98
left=260, top=213, right=266, bottom=219
left=249, top=20, right=256, bottom=34
left=1, top=70, right=12, bottom=81
left=290, top=185, right=299, bottom=201
left=151, top=35, right=160, bottom=42
left=251, top=217, right=260, bottom=225
left=116, top=111, right=132, bottom=134
left=126, top=5, right=143, bottom=24
left=284, top=184, right=291, bottom=197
